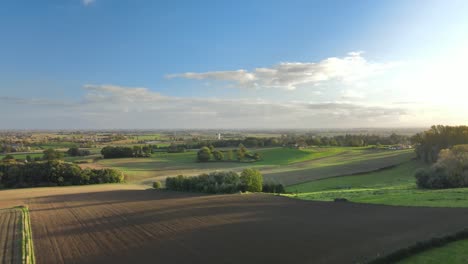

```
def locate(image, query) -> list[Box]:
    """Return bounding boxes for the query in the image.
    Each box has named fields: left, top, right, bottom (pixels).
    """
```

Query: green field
left=286, top=159, right=468, bottom=208
left=397, top=239, right=468, bottom=264
left=0, top=153, right=43, bottom=160
left=90, top=147, right=414, bottom=187
left=254, top=147, right=356, bottom=165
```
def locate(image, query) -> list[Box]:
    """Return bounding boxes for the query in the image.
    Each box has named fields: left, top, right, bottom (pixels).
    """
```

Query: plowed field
left=0, top=208, right=22, bottom=264
left=2, top=185, right=468, bottom=263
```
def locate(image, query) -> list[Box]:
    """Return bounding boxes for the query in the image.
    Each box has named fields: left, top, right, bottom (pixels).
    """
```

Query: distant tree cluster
left=415, top=145, right=468, bottom=189
left=0, top=160, right=124, bottom=188
left=67, top=147, right=91, bottom=157
left=42, top=148, right=64, bottom=161
left=166, top=143, right=186, bottom=153
left=262, top=182, right=286, bottom=193
left=165, top=168, right=264, bottom=194
left=101, top=145, right=153, bottom=158
left=412, top=125, right=468, bottom=163
left=165, top=133, right=409, bottom=150
left=197, top=144, right=261, bottom=163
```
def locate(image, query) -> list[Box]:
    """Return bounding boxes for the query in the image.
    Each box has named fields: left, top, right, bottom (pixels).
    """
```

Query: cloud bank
left=167, top=52, right=395, bottom=90
left=0, top=84, right=409, bottom=129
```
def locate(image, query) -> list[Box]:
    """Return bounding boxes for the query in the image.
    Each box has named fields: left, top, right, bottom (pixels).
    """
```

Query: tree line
left=415, top=144, right=468, bottom=189
left=197, top=144, right=260, bottom=162
left=0, top=160, right=124, bottom=188
left=167, top=133, right=410, bottom=150
left=101, top=146, right=154, bottom=158
left=164, top=168, right=284, bottom=194
left=412, top=125, right=468, bottom=163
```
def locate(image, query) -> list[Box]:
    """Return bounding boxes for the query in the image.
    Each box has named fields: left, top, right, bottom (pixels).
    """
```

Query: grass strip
left=16, top=206, right=35, bottom=264
left=368, top=228, right=468, bottom=264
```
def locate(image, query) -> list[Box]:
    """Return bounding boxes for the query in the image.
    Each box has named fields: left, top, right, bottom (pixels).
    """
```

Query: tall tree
left=197, top=147, right=212, bottom=162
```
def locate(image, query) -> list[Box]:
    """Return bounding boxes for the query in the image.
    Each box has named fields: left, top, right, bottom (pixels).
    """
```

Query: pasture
left=286, top=159, right=468, bottom=208
left=2, top=185, right=468, bottom=263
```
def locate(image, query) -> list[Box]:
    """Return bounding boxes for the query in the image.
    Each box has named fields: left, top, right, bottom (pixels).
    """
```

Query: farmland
left=2, top=185, right=468, bottom=263
left=285, top=159, right=468, bottom=208
left=2, top=129, right=468, bottom=263
left=0, top=208, right=22, bottom=264
left=86, top=147, right=414, bottom=185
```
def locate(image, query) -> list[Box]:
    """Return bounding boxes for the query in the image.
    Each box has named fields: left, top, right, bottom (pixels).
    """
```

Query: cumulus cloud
left=82, top=0, right=95, bottom=6
left=0, top=84, right=409, bottom=129
left=167, top=52, right=395, bottom=90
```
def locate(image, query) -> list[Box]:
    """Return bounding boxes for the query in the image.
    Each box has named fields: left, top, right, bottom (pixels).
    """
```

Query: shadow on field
left=28, top=189, right=468, bottom=264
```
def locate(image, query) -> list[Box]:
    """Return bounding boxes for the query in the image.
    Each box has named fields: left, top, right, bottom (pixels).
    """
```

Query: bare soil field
left=2, top=185, right=468, bottom=264
left=0, top=208, right=22, bottom=264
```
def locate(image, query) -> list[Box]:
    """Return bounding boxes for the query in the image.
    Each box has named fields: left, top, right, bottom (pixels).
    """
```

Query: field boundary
left=287, top=158, right=416, bottom=188
left=17, top=206, right=35, bottom=264
left=368, top=228, right=468, bottom=263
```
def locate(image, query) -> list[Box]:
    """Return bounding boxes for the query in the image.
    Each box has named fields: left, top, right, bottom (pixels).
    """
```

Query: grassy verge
left=18, top=206, right=35, bottom=264
left=396, top=239, right=468, bottom=264
left=369, top=229, right=468, bottom=264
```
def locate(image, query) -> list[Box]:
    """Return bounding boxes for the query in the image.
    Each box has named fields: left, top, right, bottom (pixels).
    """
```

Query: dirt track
left=0, top=208, right=22, bottom=264
left=2, top=185, right=468, bottom=264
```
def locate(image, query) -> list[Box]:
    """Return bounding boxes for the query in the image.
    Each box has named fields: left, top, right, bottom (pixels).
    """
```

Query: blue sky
left=1, top=0, right=468, bottom=129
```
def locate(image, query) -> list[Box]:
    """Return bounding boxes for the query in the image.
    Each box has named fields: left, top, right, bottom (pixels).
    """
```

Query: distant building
left=217, top=133, right=221, bottom=140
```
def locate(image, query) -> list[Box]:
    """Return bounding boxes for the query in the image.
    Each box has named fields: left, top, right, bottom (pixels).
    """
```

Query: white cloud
left=167, top=52, right=395, bottom=90
left=0, top=84, right=410, bottom=129
left=340, top=89, right=365, bottom=100
left=82, top=0, right=95, bottom=6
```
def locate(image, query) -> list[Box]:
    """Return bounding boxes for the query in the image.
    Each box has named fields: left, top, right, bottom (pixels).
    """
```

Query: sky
left=1, top=0, right=468, bottom=129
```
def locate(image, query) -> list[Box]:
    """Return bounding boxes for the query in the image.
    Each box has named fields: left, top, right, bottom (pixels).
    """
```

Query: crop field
left=1, top=185, right=468, bottom=263
left=85, top=147, right=413, bottom=185
left=0, top=208, right=22, bottom=264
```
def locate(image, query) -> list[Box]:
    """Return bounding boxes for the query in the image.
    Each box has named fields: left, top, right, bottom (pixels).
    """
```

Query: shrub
left=240, top=168, right=263, bottom=192
left=212, top=150, right=224, bottom=161
left=197, top=147, right=212, bottom=162
left=153, top=181, right=162, bottom=189
left=262, top=182, right=286, bottom=193
left=415, top=146, right=468, bottom=189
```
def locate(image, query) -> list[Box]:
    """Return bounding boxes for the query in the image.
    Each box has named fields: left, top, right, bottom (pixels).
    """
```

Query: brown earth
left=0, top=208, right=22, bottom=264
left=2, top=185, right=468, bottom=264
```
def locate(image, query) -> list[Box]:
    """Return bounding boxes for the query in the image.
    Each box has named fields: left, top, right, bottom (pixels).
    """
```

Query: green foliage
left=67, top=147, right=91, bottom=157
left=226, top=149, right=233, bottom=160
left=212, top=150, right=224, bottom=161
left=167, top=143, right=185, bottom=153
left=413, top=125, right=468, bottom=163
left=237, top=144, right=247, bottom=161
left=240, top=168, right=263, bottom=192
left=2, top=154, right=15, bottom=161
left=415, top=147, right=468, bottom=189
left=262, top=182, right=286, bottom=193
left=101, top=146, right=151, bottom=158
left=197, top=147, right=212, bottom=162
left=165, top=169, right=264, bottom=194
left=42, top=148, right=63, bottom=161
left=152, top=181, right=162, bottom=189
left=166, top=171, right=241, bottom=194
left=0, top=161, right=124, bottom=188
